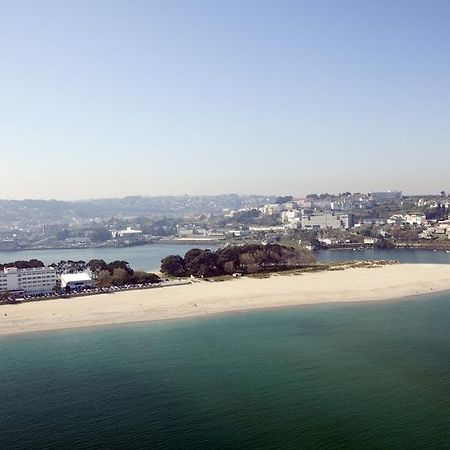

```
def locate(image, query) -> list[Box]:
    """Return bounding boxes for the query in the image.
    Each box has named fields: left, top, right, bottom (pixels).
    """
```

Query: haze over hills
left=1, top=191, right=447, bottom=224
left=0, top=195, right=276, bottom=223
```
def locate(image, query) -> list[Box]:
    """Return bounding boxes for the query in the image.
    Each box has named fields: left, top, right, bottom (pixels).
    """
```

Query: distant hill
left=0, top=195, right=276, bottom=224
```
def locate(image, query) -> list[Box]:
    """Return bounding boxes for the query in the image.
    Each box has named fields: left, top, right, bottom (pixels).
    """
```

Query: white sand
left=1, top=264, right=450, bottom=336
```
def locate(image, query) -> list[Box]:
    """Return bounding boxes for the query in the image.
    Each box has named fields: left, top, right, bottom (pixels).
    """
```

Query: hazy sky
left=1, top=0, right=449, bottom=199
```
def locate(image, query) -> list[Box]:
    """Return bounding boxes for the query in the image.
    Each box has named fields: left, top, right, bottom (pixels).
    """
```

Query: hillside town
left=1, top=192, right=449, bottom=252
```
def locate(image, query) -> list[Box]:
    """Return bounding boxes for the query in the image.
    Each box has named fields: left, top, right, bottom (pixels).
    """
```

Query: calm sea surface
left=1, top=245, right=450, bottom=271
left=1, top=293, right=449, bottom=449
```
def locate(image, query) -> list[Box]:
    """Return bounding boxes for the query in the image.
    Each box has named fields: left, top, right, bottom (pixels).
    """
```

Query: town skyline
left=0, top=188, right=446, bottom=202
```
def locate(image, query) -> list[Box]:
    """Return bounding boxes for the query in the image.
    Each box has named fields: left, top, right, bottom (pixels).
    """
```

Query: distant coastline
left=0, top=237, right=450, bottom=253
left=0, top=238, right=226, bottom=253
left=2, top=240, right=450, bottom=254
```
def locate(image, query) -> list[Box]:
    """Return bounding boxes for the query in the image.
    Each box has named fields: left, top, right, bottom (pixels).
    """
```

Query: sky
left=1, top=0, right=449, bottom=200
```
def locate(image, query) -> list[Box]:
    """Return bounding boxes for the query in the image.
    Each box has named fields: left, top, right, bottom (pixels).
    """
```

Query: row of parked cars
left=1, top=279, right=189, bottom=303
left=62, top=282, right=166, bottom=296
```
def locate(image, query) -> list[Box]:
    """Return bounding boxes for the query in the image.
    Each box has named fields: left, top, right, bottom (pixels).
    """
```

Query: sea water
left=0, top=293, right=449, bottom=449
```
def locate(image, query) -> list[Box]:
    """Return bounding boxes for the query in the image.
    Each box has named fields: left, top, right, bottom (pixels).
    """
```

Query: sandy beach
left=1, top=263, right=450, bottom=336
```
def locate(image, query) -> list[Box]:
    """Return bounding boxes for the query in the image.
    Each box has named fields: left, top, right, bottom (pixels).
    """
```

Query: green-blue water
left=1, top=294, right=449, bottom=449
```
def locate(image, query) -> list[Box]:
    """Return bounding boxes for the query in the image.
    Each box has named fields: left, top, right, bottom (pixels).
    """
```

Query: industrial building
left=301, top=212, right=353, bottom=230
left=60, top=273, right=94, bottom=291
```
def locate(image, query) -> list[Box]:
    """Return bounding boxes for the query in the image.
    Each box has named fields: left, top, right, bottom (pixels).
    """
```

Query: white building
left=260, top=204, right=283, bottom=215
left=318, top=238, right=341, bottom=246
left=0, top=267, right=57, bottom=295
left=60, top=272, right=94, bottom=290
left=112, top=227, right=143, bottom=242
left=281, top=209, right=302, bottom=228
left=404, top=214, right=427, bottom=226
left=387, top=214, right=427, bottom=226
left=249, top=225, right=286, bottom=232
left=387, top=214, right=405, bottom=225
left=226, top=230, right=251, bottom=237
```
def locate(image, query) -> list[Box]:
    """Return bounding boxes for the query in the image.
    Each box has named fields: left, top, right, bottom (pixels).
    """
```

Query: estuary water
left=0, top=243, right=216, bottom=272
left=1, top=293, right=449, bottom=449
left=315, top=248, right=450, bottom=264
left=1, top=244, right=449, bottom=271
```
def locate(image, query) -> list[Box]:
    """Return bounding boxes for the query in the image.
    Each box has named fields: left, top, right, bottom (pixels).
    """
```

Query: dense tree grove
left=227, top=209, right=260, bottom=224
left=160, top=255, right=186, bottom=277
left=49, top=260, right=87, bottom=273
left=425, top=204, right=448, bottom=221
left=90, top=228, right=112, bottom=242
left=86, top=259, right=161, bottom=287
left=275, top=195, right=293, bottom=204
left=374, top=236, right=395, bottom=249
left=160, top=244, right=316, bottom=277
left=0, top=259, right=44, bottom=270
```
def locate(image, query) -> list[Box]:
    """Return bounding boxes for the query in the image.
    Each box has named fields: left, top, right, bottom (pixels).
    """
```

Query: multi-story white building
left=0, top=267, right=57, bottom=295
left=112, top=227, right=143, bottom=242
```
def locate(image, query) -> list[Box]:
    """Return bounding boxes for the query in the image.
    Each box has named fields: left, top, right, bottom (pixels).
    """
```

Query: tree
left=91, top=228, right=112, bottom=242
left=187, top=250, right=218, bottom=277
left=97, top=270, right=113, bottom=287
left=87, top=259, right=107, bottom=275
left=161, top=243, right=316, bottom=277
left=374, top=236, right=395, bottom=249
left=160, top=255, right=186, bottom=277
left=111, top=268, right=128, bottom=286
left=216, top=247, right=241, bottom=272
left=223, top=261, right=236, bottom=274
left=3, top=260, right=44, bottom=269
left=425, top=204, right=447, bottom=221
left=132, top=271, right=161, bottom=284
left=239, top=252, right=256, bottom=267
left=275, top=195, right=293, bottom=204
left=184, top=248, right=204, bottom=271
left=2, top=290, right=10, bottom=302
left=29, top=259, right=45, bottom=268
left=106, top=260, right=133, bottom=275
left=147, top=218, right=178, bottom=236
left=229, top=209, right=260, bottom=224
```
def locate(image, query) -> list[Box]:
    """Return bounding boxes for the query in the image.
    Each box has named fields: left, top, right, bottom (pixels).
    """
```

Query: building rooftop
left=60, top=273, right=92, bottom=283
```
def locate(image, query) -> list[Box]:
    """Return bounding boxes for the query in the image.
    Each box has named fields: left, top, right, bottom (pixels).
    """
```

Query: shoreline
left=0, top=240, right=222, bottom=253
left=1, top=264, right=450, bottom=337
